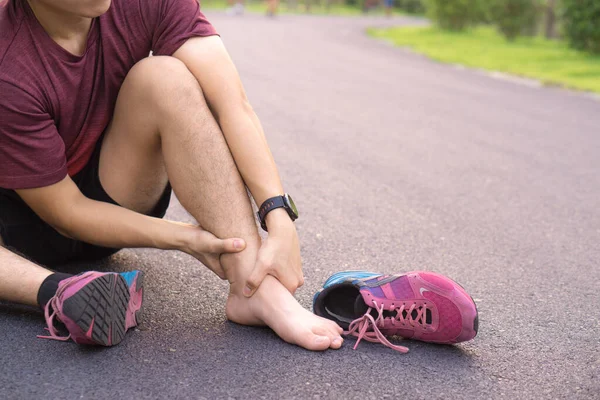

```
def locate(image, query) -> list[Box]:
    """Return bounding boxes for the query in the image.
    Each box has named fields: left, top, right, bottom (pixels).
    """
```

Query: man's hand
left=16, top=176, right=246, bottom=280
left=244, top=210, right=303, bottom=297
left=179, top=224, right=246, bottom=279
left=174, top=37, right=303, bottom=292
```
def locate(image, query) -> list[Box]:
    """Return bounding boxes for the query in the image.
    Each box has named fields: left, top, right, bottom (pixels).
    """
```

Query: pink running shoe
left=38, top=271, right=144, bottom=346
left=313, top=271, right=478, bottom=353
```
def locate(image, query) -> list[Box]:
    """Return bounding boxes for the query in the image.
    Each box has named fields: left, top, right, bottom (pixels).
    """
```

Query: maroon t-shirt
left=0, top=0, right=216, bottom=189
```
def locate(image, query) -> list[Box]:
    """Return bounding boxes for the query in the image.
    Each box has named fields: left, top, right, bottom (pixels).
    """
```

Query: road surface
left=1, top=12, right=599, bottom=400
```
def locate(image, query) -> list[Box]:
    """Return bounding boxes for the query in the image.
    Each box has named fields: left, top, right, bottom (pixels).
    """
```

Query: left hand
left=243, top=210, right=304, bottom=297
left=179, top=224, right=246, bottom=280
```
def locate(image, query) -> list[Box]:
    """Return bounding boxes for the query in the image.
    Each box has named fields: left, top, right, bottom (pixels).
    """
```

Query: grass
left=201, top=0, right=407, bottom=16
left=368, top=26, right=600, bottom=94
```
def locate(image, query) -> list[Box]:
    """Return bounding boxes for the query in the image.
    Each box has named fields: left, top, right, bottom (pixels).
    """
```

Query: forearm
left=218, top=107, right=298, bottom=233
left=217, top=103, right=284, bottom=207
left=174, top=37, right=285, bottom=207
left=56, top=197, right=192, bottom=251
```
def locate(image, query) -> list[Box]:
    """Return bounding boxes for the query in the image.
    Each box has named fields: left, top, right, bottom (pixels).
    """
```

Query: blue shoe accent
left=323, top=271, right=381, bottom=288
left=119, top=271, right=139, bottom=288
left=313, top=271, right=382, bottom=312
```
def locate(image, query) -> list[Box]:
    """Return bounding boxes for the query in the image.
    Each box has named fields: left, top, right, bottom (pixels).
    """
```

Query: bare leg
left=99, top=57, right=343, bottom=350
left=0, top=244, right=52, bottom=307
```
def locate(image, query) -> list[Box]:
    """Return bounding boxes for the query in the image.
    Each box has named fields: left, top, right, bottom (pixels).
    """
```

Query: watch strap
left=257, top=196, right=286, bottom=231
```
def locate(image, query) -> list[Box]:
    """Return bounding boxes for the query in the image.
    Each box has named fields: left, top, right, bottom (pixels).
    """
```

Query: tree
left=562, top=0, right=600, bottom=54
left=488, top=0, right=538, bottom=41
left=397, top=0, right=425, bottom=14
left=544, top=0, right=558, bottom=39
left=424, top=0, right=483, bottom=31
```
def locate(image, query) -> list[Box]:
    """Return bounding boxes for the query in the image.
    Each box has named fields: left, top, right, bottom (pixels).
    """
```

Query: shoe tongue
left=353, top=291, right=370, bottom=316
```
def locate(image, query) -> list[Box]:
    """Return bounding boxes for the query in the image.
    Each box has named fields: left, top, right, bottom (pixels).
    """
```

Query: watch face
left=284, top=193, right=299, bottom=218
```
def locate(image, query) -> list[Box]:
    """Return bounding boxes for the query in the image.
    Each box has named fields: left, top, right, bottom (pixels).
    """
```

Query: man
left=0, top=0, right=343, bottom=350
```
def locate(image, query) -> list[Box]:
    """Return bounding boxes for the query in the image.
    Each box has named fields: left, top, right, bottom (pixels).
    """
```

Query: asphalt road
left=1, top=12, right=599, bottom=400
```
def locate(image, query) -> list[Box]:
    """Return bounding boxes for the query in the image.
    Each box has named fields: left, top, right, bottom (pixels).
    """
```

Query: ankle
left=225, top=290, right=265, bottom=326
left=37, top=272, right=73, bottom=309
left=225, top=275, right=289, bottom=324
left=221, top=244, right=259, bottom=290
left=248, top=275, right=296, bottom=319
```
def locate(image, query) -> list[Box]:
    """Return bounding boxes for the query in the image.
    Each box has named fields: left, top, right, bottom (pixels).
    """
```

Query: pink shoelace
left=344, top=300, right=428, bottom=353
left=37, top=272, right=95, bottom=342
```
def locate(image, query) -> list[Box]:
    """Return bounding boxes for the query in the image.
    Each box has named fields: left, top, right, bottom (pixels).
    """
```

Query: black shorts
left=0, top=137, right=172, bottom=267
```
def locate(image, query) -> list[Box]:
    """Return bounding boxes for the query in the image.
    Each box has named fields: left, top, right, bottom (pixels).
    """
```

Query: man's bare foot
left=226, top=275, right=344, bottom=351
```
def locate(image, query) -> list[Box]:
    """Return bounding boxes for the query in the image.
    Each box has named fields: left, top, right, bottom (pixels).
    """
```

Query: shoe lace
left=344, top=300, right=428, bottom=353
left=37, top=272, right=95, bottom=342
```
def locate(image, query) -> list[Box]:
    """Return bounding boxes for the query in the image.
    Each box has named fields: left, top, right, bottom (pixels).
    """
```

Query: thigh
left=0, top=191, right=80, bottom=266
left=99, top=58, right=171, bottom=215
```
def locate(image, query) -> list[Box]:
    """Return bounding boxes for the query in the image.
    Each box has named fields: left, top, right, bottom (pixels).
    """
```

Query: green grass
left=202, top=0, right=407, bottom=16
left=368, top=26, right=600, bottom=94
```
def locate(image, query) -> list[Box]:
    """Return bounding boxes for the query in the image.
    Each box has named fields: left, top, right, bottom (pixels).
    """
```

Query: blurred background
left=202, top=0, right=600, bottom=93
left=2, top=1, right=599, bottom=399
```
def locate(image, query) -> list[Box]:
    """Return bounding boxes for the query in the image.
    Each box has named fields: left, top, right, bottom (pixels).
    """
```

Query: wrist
left=265, top=208, right=295, bottom=233
left=258, top=193, right=298, bottom=232
left=163, top=220, right=196, bottom=252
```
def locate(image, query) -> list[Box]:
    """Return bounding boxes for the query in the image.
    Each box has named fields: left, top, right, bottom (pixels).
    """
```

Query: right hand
left=243, top=213, right=303, bottom=297
left=181, top=225, right=246, bottom=279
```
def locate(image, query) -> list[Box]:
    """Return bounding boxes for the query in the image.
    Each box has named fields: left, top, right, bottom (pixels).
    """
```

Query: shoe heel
left=133, top=271, right=144, bottom=326
left=62, top=273, right=130, bottom=346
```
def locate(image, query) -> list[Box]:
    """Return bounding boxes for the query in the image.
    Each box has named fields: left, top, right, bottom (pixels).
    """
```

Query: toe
left=324, top=319, right=343, bottom=334
left=331, top=336, right=343, bottom=349
left=314, top=326, right=344, bottom=350
left=333, top=323, right=343, bottom=334
left=306, top=334, right=331, bottom=351
left=292, top=327, right=332, bottom=351
left=329, top=329, right=344, bottom=349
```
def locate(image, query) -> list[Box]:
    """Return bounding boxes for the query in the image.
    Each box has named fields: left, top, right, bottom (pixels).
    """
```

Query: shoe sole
left=62, top=274, right=130, bottom=346
left=133, top=271, right=144, bottom=328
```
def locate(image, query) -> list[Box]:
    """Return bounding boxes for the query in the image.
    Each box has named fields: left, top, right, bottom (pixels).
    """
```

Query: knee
left=124, top=56, right=204, bottom=108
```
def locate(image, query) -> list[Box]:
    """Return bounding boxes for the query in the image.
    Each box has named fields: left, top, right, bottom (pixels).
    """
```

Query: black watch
left=257, top=193, right=299, bottom=231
